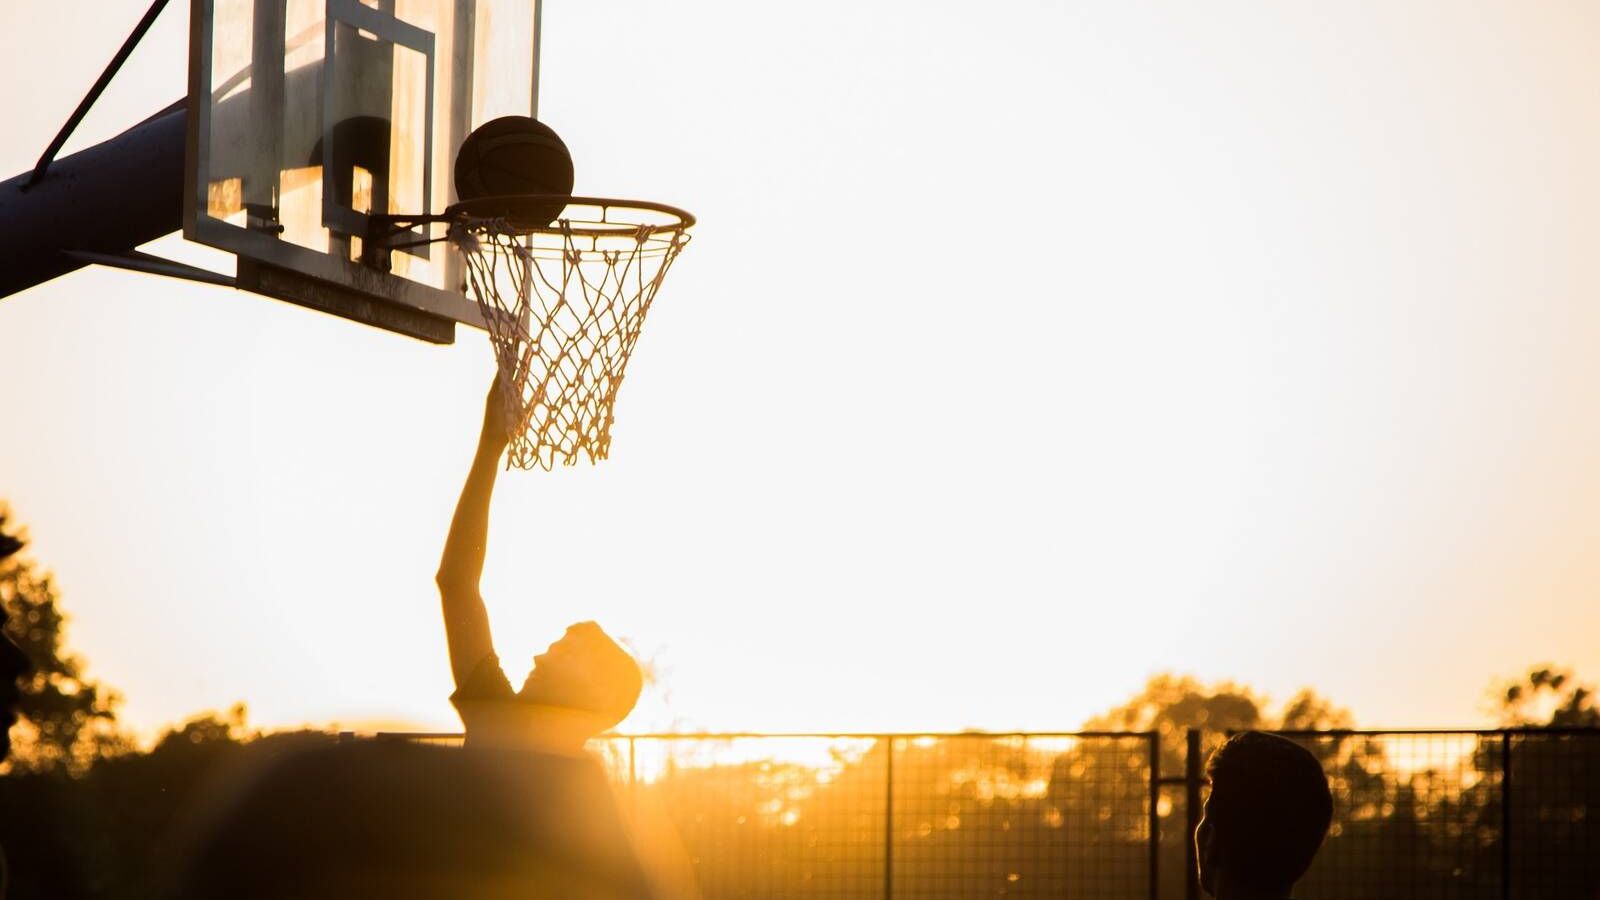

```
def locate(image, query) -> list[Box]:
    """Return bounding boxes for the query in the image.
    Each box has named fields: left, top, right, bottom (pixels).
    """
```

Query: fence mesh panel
left=1264, top=730, right=1600, bottom=900
left=596, top=735, right=886, bottom=900
left=892, top=733, right=1152, bottom=900
left=1269, top=732, right=1499, bottom=900
left=586, top=734, right=1155, bottom=900
left=1508, top=730, right=1600, bottom=898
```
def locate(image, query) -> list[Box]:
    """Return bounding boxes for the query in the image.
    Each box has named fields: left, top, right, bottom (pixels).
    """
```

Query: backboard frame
left=320, top=0, right=435, bottom=254
left=183, top=0, right=542, bottom=343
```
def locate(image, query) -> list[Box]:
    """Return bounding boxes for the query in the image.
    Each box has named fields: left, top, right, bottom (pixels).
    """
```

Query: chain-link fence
left=372, top=731, right=1159, bottom=899
left=1265, top=729, right=1600, bottom=900
left=368, top=728, right=1599, bottom=899
left=594, top=733, right=1159, bottom=900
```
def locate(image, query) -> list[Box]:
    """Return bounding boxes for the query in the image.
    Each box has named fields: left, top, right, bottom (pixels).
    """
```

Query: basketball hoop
left=439, top=195, right=693, bottom=470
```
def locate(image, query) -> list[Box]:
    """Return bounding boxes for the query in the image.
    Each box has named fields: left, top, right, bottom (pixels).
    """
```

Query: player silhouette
left=437, top=378, right=643, bottom=751
left=166, top=380, right=658, bottom=900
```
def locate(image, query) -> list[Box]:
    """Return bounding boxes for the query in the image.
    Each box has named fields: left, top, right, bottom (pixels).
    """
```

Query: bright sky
left=3, top=1, right=1599, bottom=742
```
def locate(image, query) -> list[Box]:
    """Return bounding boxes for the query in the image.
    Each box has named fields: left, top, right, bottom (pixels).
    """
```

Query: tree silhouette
left=0, top=508, right=127, bottom=775
left=0, top=704, right=295, bottom=900
left=1472, top=665, right=1600, bottom=896
left=1491, top=664, right=1600, bottom=728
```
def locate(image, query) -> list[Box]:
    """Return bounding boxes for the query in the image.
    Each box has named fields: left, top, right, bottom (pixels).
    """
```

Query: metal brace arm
left=61, top=250, right=236, bottom=289
left=25, top=0, right=174, bottom=189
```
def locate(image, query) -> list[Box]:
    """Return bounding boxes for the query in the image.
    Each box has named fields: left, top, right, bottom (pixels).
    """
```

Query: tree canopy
left=0, top=510, right=126, bottom=775
left=1492, top=664, right=1600, bottom=727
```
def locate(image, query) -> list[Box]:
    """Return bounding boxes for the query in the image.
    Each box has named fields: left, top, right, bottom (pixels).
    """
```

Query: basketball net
left=451, top=212, right=691, bottom=470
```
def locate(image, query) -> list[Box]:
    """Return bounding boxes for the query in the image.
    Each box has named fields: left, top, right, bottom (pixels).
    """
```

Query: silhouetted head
left=0, top=526, right=33, bottom=759
left=1195, top=731, right=1332, bottom=898
left=519, top=622, right=642, bottom=734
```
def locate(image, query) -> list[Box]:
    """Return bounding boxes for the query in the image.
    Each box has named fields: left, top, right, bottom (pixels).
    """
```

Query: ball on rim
left=454, top=116, right=575, bottom=229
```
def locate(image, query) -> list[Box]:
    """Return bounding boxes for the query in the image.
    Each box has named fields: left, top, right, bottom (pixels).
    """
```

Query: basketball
left=453, top=116, right=575, bottom=228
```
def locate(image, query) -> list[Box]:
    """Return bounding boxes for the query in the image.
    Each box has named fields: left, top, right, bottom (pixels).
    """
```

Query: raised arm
left=436, top=379, right=512, bottom=688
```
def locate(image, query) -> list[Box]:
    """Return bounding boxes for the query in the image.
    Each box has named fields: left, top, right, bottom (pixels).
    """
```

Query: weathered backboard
left=185, top=0, right=540, bottom=342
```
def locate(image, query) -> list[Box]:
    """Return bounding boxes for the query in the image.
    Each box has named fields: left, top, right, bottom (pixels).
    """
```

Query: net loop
left=450, top=198, right=693, bottom=470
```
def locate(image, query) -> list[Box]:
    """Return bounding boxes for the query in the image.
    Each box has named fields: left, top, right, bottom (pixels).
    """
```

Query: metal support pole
left=0, top=100, right=187, bottom=300
left=27, top=0, right=173, bottom=188
left=1149, top=732, right=1161, bottom=900
left=883, top=736, right=894, bottom=900
left=1186, top=729, right=1202, bottom=900
left=1501, top=731, right=1512, bottom=900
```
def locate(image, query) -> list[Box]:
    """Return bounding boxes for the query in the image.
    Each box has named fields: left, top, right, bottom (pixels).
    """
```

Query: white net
left=451, top=211, right=691, bottom=469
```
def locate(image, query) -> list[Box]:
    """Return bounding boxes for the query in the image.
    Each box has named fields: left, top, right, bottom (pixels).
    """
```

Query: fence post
left=629, top=736, right=638, bottom=821
left=884, top=736, right=895, bottom=900
left=1186, top=729, right=1202, bottom=900
left=1149, top=731, right=1161, bottom=900
left=1501, top=731, right=1511, bottom=900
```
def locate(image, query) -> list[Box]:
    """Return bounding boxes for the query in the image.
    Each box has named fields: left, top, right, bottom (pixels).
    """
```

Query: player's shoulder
left=450, top=653, right=517, bottom=709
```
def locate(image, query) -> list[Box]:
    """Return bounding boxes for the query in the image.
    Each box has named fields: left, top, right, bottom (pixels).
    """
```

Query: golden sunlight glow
left=2, top=0, right=1600, bottom=746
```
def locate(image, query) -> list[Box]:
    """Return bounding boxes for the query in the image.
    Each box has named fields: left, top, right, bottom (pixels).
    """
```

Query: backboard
left=185, top=0, right=541, bottom=342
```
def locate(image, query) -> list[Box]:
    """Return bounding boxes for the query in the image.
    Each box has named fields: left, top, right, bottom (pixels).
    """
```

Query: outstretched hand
left=479, top=375, right=513, bottom=454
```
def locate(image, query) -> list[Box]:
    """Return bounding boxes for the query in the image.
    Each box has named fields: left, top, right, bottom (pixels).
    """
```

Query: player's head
left=520, top=622, right=642, bottom=733
left=0, top=526, right=33, bottom=760
left=1195, top=731, right=1332, bottom=897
